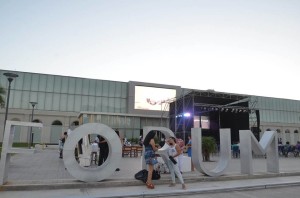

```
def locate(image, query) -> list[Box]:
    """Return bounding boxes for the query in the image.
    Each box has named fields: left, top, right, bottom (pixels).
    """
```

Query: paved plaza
left=1, top=146, right=300, bottom=197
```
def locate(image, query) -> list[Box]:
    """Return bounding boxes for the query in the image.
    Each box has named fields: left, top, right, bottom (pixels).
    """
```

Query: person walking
left=59, top=131, right=68, bottom=159
left=143, top=131, right=159, bottom=189
left=166, top=137, right=186, bottom=190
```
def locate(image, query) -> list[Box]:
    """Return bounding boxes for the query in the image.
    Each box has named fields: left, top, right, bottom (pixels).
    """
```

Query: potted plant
left=202, top=136, right=217, bottom=161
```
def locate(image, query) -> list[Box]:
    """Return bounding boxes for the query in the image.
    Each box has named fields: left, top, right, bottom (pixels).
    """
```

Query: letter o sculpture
left=63, top=123, right=122, bottom=182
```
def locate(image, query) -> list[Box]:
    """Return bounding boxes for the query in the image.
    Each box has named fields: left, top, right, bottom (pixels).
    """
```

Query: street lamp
left=3, top=72, right=18, bottom=135
left=29, top=102, right=38, bottom=147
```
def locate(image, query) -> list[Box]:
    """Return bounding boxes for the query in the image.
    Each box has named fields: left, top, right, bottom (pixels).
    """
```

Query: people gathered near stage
left=231, top=142, right=240, bottom=158
left=283, top=141, right=291, bottom=157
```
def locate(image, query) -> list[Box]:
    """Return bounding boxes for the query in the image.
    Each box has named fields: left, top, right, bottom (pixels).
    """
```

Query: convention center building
left=0, top=69, right=300, bottom=145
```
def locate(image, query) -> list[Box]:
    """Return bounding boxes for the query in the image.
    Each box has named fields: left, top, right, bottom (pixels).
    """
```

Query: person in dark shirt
left=59, top=132, right=68, bottom=159
left=98, top=135, right=108, bottom=166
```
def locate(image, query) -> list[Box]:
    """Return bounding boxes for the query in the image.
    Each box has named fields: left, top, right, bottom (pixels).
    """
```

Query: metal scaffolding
left=169, top=89, right=259, bottom=136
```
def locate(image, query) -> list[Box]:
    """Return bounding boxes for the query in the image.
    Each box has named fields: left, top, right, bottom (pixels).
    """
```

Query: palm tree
left=0, top=86, right=6, bottom=108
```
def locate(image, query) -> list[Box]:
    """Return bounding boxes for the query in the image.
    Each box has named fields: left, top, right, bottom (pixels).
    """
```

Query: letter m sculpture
left=239, top=130, right=279, bottom=175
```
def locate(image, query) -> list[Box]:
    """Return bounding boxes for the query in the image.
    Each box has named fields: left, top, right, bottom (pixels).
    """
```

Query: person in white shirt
left=95, top=135, right=100, bottom=144
left=91, top=140, right=99, bottom=164
left=67, top=128, right=72, bottom=136
left=166, top=137, right=186, bottom=190
left=91, top=140, right=99, bottom=153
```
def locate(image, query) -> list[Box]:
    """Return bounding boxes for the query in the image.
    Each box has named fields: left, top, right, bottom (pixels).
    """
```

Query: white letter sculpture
left=0, top=123, right=281, bottom=184
left=192, top=128, right=231, bottom=177
left=239, top=130, right=279, bottom=175
left=63, top=123, right=122, bottom=182
left=0, top=121, right=43, bottom=185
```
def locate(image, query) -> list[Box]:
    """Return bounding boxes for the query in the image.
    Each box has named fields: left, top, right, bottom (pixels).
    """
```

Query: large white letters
left=0, top=122, right=281, bottom=185
left=192, top=128, right=231, bottom=177
left=63, top=123, right=122, bottom=182
left=0, top=121, right=43, bottom=185
left=239, top=130, right=279, bottom=174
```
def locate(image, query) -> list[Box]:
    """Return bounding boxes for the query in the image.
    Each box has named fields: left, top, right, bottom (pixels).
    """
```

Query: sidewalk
left=1, top=147, right=300, bottom=197
left=1, top=175, right=300, bottom=198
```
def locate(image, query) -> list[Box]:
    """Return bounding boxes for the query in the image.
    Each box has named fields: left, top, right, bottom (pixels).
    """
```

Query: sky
left=0, top=0, right=300, bottom=100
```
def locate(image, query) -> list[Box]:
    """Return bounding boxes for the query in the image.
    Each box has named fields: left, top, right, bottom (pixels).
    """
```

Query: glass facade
left=250, top=96, right=300, bottom=145
left=251, top=96, right=300, bottom=124
left=0, top=70, right=128, bottom=113
left=2, top=70, right=299, bottom=123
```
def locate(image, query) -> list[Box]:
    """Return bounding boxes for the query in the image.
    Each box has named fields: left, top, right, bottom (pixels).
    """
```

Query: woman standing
left=59, top=132, right=68, bottom=159
left=143, top=131, right=159, bottom=189
left=167, top=137, right=186, bottom=190
left=187, top=135, right=194, bottom=171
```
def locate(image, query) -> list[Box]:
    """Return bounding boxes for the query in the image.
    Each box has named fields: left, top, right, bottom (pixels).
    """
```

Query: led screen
left=194, top=116, right=200, bottom=128
left=134, top=86, right=176, bottom=111
left=201, top=116, right=210, bottom=129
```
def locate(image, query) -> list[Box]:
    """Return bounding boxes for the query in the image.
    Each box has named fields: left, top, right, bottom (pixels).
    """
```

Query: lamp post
left=3, top=72, right=18, bottom=136
left=29, top=102, right=38, bottom=147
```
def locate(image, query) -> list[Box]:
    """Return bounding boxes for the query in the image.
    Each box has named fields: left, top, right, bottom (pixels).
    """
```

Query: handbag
left=169, top=156, right=177, bottom=165
left=134, top=169, right=148, bottom=183
left=134, top=169, right=160, bottom=183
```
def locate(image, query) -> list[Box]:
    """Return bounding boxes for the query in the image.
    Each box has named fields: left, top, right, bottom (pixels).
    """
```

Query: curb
left=2, top=171, right=300, bottom=191
left=101, top=181, right=300, bottom=198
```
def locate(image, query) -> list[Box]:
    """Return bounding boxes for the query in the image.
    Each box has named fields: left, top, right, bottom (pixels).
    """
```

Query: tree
left=0, top=86, right=5, bottom=108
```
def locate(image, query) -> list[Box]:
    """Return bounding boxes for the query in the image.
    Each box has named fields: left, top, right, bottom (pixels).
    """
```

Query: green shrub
left=128, top=138, right=139, bottom=144
left=202, top=136, right=217, bottom=161
left=0, top=142, right=36, bottom=159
